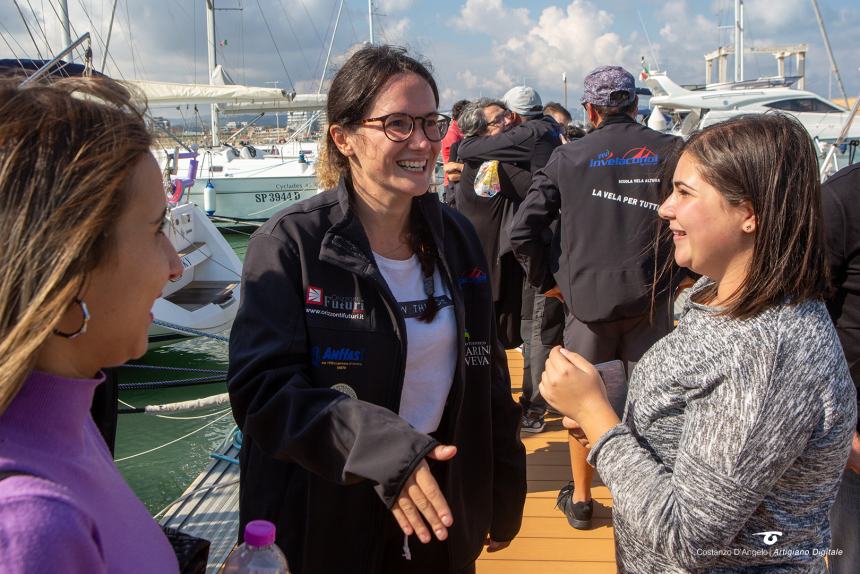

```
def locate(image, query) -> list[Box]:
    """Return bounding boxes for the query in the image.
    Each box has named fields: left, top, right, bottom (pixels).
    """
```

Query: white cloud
left=456, top=0, right=532, bottom=38
left=450, top=1, right=631, bottom=98
left=653, top=0, right=718, bottom=83
left=380, top=17, right=411, bottom=44
left=744, top=0, right=808, bottom=32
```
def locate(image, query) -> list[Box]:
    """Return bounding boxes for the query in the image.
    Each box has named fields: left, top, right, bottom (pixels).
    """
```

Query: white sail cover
left=219, top=94, right=328, bottom=115
left=122, top=79, right=293, bottom=106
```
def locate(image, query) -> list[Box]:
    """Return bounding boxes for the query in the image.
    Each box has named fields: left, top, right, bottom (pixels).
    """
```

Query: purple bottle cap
left=244, top=520, right=276, bottom=547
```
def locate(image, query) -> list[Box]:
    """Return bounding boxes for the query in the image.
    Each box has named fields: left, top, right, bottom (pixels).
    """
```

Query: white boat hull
left=187, top=175, right=318, bottom=221
left=147, top=201, right=243, bottom=348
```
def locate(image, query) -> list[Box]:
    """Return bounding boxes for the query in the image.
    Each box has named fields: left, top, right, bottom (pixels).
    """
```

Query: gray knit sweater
left=589, top=278, right=857, bottom=573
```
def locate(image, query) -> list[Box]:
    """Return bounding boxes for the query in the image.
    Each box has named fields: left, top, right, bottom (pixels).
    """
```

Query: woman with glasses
left=228, top=45, right=526, bottom=574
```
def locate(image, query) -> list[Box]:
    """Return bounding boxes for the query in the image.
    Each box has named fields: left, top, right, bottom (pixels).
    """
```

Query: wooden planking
left=477, top=350, right=617, bottom=572
left=480, top=537, right=617, bottom=562
left=478, top=561, right=617, bottom=574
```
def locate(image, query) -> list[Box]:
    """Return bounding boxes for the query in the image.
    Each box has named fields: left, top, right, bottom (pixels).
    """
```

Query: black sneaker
left=556, top=481, right=593, bottom=529
left=520, top=412, right=546, bottom=433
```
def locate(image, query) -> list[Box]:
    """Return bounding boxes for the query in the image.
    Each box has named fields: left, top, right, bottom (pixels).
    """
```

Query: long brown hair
left=319, top=45, right=442, bottom=322
left=0, top=75, right=152, bottom=414
left=659, top=113, right=829, bottom=319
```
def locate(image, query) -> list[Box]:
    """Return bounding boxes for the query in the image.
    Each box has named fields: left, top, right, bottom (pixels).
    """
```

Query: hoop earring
left=53, top=299, right=90, bottom=339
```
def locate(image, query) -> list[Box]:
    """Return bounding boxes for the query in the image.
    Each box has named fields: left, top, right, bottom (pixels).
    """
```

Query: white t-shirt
left=373, top=252, right=458, bottom=434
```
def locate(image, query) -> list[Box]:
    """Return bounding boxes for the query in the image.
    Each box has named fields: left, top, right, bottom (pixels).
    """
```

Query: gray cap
left=581, top=65, right=636, bottom=107
left=502, top=86, right=543, bottom=117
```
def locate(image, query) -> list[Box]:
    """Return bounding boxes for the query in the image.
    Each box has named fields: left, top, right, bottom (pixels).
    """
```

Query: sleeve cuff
left=374, top=436, right=439, bottom=508
left=586, top=422, right=629, bottom=467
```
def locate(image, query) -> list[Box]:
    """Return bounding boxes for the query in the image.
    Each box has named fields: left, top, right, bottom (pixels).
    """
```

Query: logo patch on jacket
left=589, top=146, right=659, bottom=168
left=305, top=289, right=367, bottom=321
left=464, top=339, right=491, bottom=366
left=459, top=267, right=488, bottom=286
left=311, top=346, right=365, bottom=368
left=306, top=285, right=324, bottom=305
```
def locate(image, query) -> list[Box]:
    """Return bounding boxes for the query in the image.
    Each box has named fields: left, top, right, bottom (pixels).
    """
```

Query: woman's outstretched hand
left=391, top=444, right=457, bottom=543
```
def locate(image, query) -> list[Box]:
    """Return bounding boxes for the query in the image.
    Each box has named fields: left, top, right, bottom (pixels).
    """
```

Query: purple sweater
left=0, top=371, right=178, bottom=573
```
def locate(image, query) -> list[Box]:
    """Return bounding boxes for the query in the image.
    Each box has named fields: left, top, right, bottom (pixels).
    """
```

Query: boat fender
left=203, top=183, right=217, bottom=216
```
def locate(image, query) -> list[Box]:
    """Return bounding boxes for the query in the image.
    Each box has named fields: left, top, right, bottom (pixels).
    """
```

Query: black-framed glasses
left=358, top=112, right=451, bottom=142
left=486, top=109, right=512, bottom=129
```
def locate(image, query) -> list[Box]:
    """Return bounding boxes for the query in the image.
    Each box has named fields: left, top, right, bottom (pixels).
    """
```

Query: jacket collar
left=594, top=114, right=637, bottom=130
left=319, top=177, right=447, bottom=276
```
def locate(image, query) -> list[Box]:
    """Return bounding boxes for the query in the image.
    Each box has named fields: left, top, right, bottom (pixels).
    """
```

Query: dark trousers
left=378, top=514, right=476, bottom=574
left=562, top=303, right=672, bottom=378
left=520, top=288, right=565, bottom=416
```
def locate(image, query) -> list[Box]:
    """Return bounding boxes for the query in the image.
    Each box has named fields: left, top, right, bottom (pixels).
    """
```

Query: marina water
left=116, top=230, right=249, bottom=514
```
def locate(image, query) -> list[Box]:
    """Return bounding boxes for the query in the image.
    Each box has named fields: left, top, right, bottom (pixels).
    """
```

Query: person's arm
left=0, top=493, right=107, bottom=573
left=509, top=156, right=562, bottom=293
left=228, top=233, right=439, bottom=506
left=443, top=162, right=463, bottom=183
left=585, top=320, right=831, bottom=569
left=457, top=124, right=536, bottom=164
left=821, top=184, right=848, bottom=290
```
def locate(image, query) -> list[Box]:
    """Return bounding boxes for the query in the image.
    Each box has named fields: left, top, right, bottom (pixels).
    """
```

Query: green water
left=116, top=229, right=250, bottom=514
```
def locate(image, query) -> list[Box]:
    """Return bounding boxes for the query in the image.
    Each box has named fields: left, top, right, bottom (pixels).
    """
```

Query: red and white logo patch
left=306, top=285, right=324, bottom=305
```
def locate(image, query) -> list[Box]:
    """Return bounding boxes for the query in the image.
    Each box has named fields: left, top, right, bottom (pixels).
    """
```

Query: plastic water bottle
left=223, top=520, right=289, bottom=573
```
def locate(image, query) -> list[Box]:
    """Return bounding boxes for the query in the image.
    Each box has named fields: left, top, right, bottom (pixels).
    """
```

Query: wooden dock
left=476, top=349, right=617, bottom=573
left=161, top=349, right=616, bottom=572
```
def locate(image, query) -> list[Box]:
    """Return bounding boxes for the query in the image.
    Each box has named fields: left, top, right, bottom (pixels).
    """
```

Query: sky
left=2, top=0, right=858, bottom=120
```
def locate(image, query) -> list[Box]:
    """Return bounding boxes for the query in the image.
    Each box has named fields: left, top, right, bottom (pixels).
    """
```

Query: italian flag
left=640, top=57, right=650, bottom=81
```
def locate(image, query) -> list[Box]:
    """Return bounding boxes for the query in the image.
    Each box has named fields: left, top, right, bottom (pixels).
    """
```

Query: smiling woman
left=539, top=113, right=856, bottom=572
left=227, top=45, right=526, bottom=574
left=0, top=76, right=182, bottom=572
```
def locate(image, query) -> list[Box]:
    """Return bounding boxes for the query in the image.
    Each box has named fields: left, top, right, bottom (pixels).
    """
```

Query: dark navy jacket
left=510, top=115, right=681, bottom=323
left=822, top=162, right=860, bottom=432
left=227, top=179, right=526, bottom=573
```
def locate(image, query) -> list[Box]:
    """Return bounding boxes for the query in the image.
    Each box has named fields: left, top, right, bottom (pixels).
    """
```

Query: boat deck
left=160, top=349, right=616, bottom=572
left=476, top=350, right=616, bottom=573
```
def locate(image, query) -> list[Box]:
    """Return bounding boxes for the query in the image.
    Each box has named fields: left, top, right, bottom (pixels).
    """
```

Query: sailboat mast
left=734, top=0, right=743, bottom=82
left=810, top=0, right=849, bottom=108
left=206, top=0, right=220, bottom=146
left=319, top=0, right=345, bottom=95
left=60, top=0, right=72, bottom=59
left=368, top=0, right=374, bottom=44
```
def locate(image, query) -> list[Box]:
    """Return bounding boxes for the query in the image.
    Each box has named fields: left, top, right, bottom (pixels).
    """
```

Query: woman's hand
left=539, top=347, right=608, bottom=422
left=391, top=444, right=457, bottom=543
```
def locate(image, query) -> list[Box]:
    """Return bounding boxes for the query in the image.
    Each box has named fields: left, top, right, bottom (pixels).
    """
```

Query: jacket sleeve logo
left=306, top=285, right=324, bottom=305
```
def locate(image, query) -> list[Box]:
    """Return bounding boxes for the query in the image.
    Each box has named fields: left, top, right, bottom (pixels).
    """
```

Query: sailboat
left=132, top=0, right=328, bottom=222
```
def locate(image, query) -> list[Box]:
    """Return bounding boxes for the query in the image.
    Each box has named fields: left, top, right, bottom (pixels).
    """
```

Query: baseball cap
left=502, top=86, right=543, bottom=117
left=581, top=65, right=636, bottom=107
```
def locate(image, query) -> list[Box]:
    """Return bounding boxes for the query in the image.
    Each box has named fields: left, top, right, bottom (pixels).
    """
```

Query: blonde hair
left=0, top=74, right=152, bottom=414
